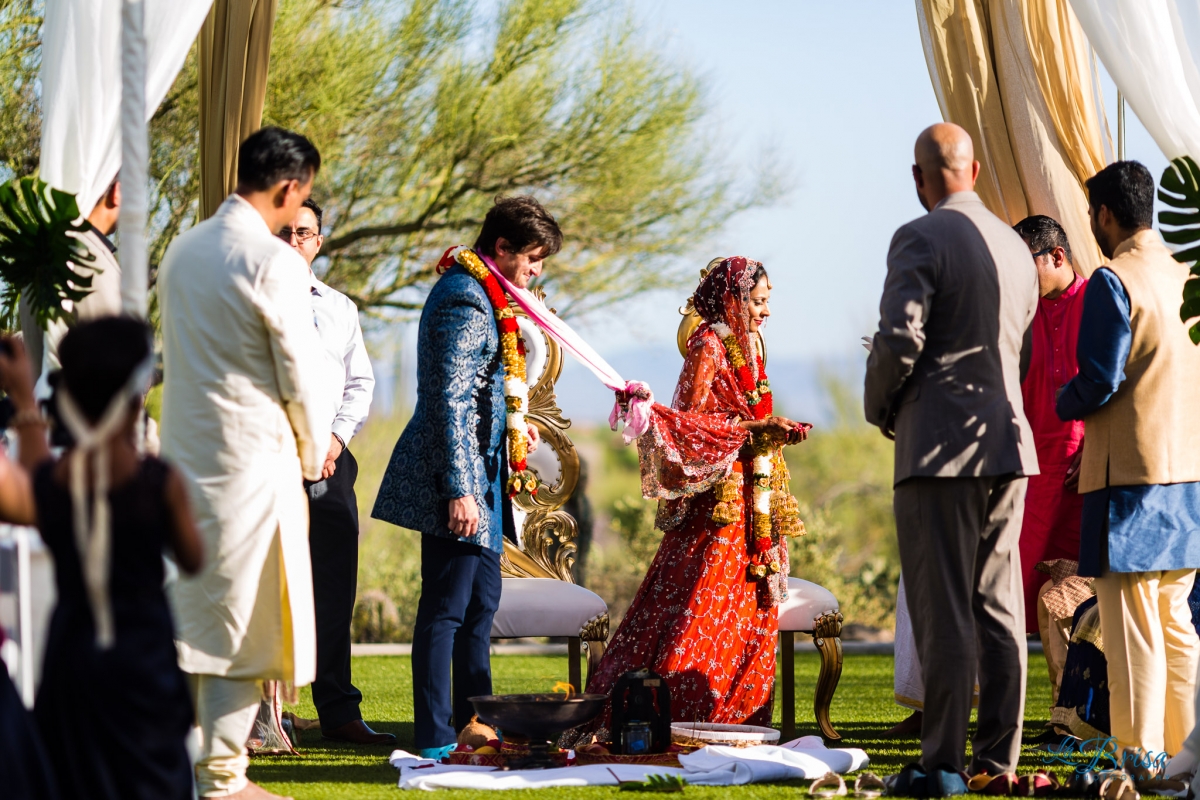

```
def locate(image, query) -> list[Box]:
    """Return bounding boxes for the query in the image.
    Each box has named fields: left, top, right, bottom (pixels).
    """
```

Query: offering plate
left=469, top=693, right=607, bottom=769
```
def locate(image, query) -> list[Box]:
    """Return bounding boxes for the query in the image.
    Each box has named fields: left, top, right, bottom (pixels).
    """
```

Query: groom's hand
left=527, top=423, right=540, bottom=454
left=449, top=495, right=480, bottom=539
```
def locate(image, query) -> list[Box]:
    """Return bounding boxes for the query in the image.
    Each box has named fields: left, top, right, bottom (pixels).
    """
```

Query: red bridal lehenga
left=577, top=257, right=805, bottom=740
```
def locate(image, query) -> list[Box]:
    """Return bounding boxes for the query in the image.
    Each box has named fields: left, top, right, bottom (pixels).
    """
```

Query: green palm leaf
left=1158, top=156, right=1200, bottom=344
left=0, top=176, right=97, bottom=331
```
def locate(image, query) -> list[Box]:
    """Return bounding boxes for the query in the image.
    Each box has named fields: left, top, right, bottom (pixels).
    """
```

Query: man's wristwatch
left=332, top=433, right=345, bottom=450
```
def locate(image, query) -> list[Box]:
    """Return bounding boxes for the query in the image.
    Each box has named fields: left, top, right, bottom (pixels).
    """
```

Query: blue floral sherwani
left=371, top=263, right=513, bottom=553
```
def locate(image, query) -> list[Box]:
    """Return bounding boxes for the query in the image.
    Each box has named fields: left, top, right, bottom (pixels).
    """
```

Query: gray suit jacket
left=864, top=192, right=1039, bottom=485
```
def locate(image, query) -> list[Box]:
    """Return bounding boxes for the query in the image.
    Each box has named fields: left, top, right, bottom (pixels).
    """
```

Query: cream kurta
left=160, top=194, right=330, bottom=684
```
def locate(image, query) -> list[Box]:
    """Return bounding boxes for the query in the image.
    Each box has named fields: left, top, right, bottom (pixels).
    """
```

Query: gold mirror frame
left=500, top=289, right=582, bottom=583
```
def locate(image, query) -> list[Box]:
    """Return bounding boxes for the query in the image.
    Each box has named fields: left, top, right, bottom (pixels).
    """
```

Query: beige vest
left=1079, top=229, right=1200, bottom=492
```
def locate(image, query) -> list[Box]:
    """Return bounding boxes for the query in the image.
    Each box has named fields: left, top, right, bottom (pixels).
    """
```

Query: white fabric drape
left=1070, top=0, right=1200, bottom=161
left=39, top=0, right=213, bottom=216
left=119, top=0, right=149, bottom=318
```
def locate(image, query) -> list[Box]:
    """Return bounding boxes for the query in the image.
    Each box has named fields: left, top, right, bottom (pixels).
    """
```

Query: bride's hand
left=743, top=417, right=811, bottom=445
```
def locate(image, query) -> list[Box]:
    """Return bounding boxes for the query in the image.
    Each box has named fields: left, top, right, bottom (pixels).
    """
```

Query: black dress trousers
left=306, top=447, right=363, bottom=729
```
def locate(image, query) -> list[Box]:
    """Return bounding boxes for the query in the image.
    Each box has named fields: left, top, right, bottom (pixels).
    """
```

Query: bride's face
left=747, top=275, right=771, bottom=333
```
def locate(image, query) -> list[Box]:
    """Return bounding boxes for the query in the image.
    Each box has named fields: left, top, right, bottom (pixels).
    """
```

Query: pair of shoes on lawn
left=967, top=770, right=1060, bottom=796
left=809, top=771, right=886, bottom=798
left=884, top=764, right=969, bottom=797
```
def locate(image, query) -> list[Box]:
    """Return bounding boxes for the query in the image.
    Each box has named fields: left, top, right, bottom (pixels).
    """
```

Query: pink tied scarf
left=476, top=251, right=654, bottom=443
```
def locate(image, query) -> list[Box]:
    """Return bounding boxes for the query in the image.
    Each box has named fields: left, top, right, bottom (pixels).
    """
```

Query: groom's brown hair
left=474, top=196, right=562, bottom=259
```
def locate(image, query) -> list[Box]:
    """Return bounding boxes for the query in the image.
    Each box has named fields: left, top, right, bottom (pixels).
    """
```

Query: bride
left=583, top=256, right=810, bottom=736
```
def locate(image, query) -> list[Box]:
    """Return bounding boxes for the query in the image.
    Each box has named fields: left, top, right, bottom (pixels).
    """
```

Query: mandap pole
left=119, top=0, right=149, bottom=319
left=1117, top=91, right=1126, bottom=162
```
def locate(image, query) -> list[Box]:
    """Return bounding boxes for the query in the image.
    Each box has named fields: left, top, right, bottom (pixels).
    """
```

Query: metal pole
left=1117, top=91, right=1126, bottom=161
left=119, top=0, right=149, bottom=319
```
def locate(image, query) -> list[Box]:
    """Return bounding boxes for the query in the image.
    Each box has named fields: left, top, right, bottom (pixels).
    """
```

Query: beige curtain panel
left=198, top=0, right=278, bottom=220
left=916, top=0, right=1111, bottom=277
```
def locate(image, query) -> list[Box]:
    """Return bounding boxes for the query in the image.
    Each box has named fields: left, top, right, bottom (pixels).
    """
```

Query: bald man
left=865, top=123, right=1039, bottom=787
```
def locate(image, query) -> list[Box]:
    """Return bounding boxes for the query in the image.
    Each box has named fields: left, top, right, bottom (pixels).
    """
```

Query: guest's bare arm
left=0, top=336, right=50, bottom=473
left=0, top=336, right=45, bottom=524
left=0, top=453, right=36, bottom=525
left=164, top=467, right=204, bottom=575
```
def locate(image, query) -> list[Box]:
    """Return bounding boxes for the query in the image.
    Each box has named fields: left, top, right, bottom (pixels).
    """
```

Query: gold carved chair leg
left=780, top=630, right=796, bottom=741
left=580, top=612, right=610, bottom=691
left=812, top=611, right=844, bottom=741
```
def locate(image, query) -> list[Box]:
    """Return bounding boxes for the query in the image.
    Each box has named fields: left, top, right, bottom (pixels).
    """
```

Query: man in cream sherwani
left=160, top=127, right=330, bottom=800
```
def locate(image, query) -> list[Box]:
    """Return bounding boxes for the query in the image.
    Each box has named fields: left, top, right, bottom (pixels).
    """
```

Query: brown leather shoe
left=321, top=719, right=397, bottom=745
left=200, top=779, right=293, bottom=799
left=883, top=710, right=922, bottom=737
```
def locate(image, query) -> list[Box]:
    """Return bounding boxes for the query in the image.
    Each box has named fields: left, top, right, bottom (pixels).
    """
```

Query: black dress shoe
left=321, top=719, right=397, bottom=745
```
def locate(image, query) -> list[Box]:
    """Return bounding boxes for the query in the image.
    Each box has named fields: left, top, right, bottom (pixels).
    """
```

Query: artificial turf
left=250, top=652, right=1082, bottom=798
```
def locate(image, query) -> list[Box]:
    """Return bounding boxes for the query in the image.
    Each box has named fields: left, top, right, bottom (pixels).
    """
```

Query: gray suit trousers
left=894, top=474, right=1028, bottom=774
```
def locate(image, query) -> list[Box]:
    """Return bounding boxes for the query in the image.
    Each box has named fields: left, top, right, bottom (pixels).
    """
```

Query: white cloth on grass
left=390, top=737, right=869, bottom=790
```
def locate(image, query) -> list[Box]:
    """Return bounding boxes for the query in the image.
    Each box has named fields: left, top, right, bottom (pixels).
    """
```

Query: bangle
left=10, top=409, right=44, bottom=429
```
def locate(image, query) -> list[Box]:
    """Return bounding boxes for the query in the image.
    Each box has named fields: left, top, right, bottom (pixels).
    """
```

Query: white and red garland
left=439, top=245, right=539, bottom=498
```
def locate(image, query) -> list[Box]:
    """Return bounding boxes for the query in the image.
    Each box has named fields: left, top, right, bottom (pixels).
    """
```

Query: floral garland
left=441, top=246, right=539, bottom=498
left=706, top=322, right=804, bottom=585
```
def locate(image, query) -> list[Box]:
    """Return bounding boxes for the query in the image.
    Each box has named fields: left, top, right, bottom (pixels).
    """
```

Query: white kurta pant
left=188, top=675, right=262, bottom=797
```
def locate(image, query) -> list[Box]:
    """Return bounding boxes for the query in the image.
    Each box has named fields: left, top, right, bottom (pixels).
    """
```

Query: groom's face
left=493, top=238, right=547, bottom=289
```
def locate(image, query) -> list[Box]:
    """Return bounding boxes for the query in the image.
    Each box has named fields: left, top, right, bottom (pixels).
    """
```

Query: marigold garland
left=706, top=321, right=803, bottom=586
left=439, top=245, right=539, bottom=498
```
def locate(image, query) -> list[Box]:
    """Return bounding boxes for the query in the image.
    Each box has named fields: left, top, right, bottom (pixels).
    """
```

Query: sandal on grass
left=1099, top=772, right=1140, bottom=800
left=968, top=772, right=1017, bottom=795
left=1016, top=771, right=1061, bottom=797
left=854, top=773, right=887, bottom=799
left=810, top=772, right=848, bottom=798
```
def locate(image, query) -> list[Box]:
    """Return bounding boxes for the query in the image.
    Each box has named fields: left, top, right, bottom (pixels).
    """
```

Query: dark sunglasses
left=1031, top=247, right=1055, bottom=259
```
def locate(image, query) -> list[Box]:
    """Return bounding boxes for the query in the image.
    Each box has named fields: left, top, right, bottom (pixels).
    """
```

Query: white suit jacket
left=160, top=194, right=330, bottom=683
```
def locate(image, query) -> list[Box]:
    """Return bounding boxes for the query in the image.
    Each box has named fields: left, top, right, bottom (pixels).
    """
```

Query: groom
left=372, top=196, right=562, bottom=759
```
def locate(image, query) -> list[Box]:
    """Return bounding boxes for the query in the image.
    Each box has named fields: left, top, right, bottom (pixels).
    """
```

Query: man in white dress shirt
left=160, top=128, right=329, bottom=800
left=277, top=198, right=392, bottom=745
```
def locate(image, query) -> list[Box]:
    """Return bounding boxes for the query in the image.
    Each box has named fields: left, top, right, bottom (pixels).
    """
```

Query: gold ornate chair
left=489, top=294, right=609, bottom=693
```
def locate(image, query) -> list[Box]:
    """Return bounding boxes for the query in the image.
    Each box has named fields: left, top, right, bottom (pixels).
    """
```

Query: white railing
left=0, top=524, right=56, bottom=707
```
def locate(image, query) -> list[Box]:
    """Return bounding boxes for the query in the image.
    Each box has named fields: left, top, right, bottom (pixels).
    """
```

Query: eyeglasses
left=1031, top=247, right=1055, bottom=259
left=277, top=228, right=319, bottom=244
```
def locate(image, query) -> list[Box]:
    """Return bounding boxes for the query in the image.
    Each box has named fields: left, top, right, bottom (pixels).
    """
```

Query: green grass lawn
left=250, top=653, right=1072, bottom=798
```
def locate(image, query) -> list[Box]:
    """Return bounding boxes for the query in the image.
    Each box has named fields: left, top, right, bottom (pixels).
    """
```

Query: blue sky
left=378, top=1, right=1171, bottom=418
left=570, top=0, right=1169, bottom=362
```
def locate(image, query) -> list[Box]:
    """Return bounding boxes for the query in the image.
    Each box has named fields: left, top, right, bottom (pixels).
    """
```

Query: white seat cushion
left=491, top=578, right=609, bottom=639
left=777, top=577, right=839, bottom=633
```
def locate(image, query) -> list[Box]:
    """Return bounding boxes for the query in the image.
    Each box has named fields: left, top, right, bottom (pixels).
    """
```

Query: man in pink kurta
left=1013, top=216, right=1087, bottom=705
left=1014, top=216, right=1087, bottom=625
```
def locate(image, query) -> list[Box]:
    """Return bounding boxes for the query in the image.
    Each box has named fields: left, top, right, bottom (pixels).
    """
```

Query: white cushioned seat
left=491, top=578, right=608, bottom=639
left=777, top=577, right=839, bottom=633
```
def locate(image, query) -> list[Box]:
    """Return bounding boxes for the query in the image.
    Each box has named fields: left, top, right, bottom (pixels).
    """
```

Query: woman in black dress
left=0, top=318, right=204, bottom=800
